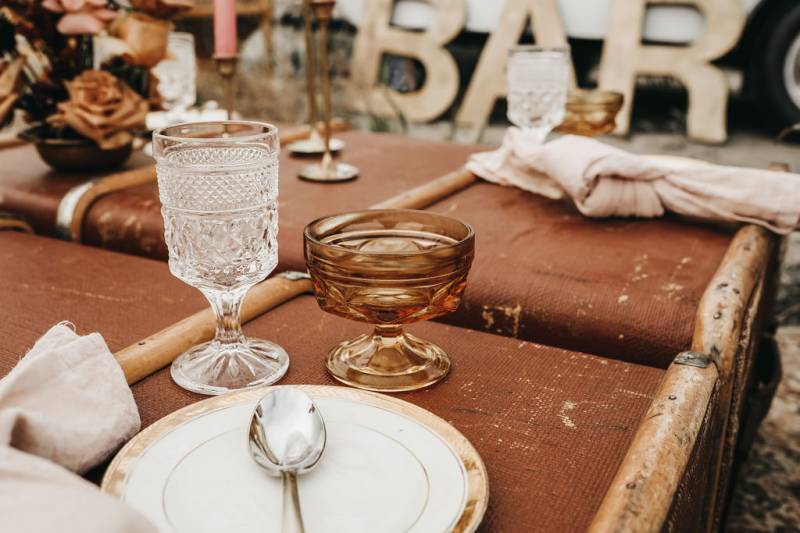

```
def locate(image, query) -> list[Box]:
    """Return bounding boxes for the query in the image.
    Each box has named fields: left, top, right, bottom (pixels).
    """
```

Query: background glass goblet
left=152, top=32, right=197, bottom=117
left=506, top=45, right=571, bottom=144
left=304, top=209, right=474, bottom=392
left=154, top=121, right=288, bottom=395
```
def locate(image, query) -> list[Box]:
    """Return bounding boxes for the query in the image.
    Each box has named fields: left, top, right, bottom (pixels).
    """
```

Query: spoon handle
left=281, top=471, right=305, bottom=533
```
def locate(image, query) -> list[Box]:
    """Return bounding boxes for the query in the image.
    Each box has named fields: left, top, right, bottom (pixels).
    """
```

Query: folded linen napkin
left=0, top=323, right=156, bottom=533
left=467, top=128, right=800, bottom=234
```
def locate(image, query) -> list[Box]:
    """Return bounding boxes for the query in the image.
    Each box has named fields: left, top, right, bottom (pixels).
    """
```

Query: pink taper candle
left=213, top=0, right=237, bottom=57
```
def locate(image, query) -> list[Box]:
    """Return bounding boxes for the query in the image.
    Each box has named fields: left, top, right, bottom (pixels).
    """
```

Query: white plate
left=103, top=386, right=488, bottom=533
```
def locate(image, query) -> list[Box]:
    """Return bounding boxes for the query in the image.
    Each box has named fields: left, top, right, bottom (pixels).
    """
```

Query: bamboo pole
left=116, top=274, right=311, bottom=385
left=0, top=212, right=33, bottom=233
left=588, top=225, right=773, bottom=533
left=371, top=167, right=476, bottom=209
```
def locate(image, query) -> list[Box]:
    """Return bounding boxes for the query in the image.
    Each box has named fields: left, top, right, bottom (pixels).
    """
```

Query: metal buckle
left=55, top=179, right=99, bottom=241
left=674, top=351, right=712, bottom=368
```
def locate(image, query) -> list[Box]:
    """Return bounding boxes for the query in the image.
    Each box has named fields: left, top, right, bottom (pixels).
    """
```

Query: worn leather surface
left=134, top=294, right=665, bottom=533
left=1, top=231, right=781, bottom=532
left=0, top=232, right=205, bottom=358
left=0, top=145, right=152, bottom=234
left=427, top=182, right=735, bottom=367
left=0, top=131, right=483, bottom=263
left=0, top=134, right=735, bottom=368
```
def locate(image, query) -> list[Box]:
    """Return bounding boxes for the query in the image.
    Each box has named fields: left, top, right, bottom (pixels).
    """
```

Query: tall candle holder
left=298, top=0, right=358, bottom=182
left=287, top=0, right=344, bottom=155
left=214, top=55, right=238, bottom=119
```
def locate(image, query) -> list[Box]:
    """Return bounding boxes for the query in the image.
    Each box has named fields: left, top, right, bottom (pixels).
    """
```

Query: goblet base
left=298, top=162, right=359, bottom=182
left=171, top=338, right=289, bottom=396
left=287, top=136, right=345, bottom=155
left=325, top=330, right=450, bottom=392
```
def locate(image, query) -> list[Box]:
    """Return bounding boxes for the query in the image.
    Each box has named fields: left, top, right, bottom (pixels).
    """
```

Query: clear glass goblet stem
left=204, top=286, right=247, bottom=345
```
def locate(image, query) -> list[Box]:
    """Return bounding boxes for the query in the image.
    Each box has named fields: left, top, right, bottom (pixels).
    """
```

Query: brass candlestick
left=289, top=0, right=345, bottom=155
left=215, top=55, right=238, bottom=119
left=299, top=0, right=357, bottom=182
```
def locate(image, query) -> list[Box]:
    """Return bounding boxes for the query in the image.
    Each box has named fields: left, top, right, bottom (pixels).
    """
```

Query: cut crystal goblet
left=154, top=121, right=289, bottom=395
left=304, top=209, right=474, bottom=392
left=506, top=45, right=571, bottom=144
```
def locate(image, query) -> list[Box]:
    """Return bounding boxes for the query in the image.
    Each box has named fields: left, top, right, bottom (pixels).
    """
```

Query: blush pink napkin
left=467, top=128, right=800, bottom=234
left=0, top=323, right=156, bottom=532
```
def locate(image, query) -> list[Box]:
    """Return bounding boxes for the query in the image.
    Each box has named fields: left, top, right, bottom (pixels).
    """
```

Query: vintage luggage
left=0, top=129, right=783, bottom=530
left=0, top=131, right=744, bottom=368
left=0, top=219, right=781, bottom=531
left=0, top=130, right=481, bottom=261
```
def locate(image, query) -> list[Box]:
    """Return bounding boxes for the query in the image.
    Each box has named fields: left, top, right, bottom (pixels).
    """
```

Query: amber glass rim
left=566, top=89, right=624, bottom=107
left=304, top=209, right=475, bottom=257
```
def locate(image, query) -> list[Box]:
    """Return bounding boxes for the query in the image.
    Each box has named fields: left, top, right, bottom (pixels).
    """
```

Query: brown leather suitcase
left=0, top=131, right=482, bottom=261
left=0, top=227, right=781, bottom=531
left=0, top=132, right=744, bottom=368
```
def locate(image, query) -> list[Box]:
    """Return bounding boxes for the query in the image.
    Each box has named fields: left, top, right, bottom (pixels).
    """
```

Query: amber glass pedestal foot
left=326, top=326, right=450, bottom=392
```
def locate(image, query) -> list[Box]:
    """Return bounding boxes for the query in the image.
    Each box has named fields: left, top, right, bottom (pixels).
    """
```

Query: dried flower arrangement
left=1, top=0, right=193, bottom=151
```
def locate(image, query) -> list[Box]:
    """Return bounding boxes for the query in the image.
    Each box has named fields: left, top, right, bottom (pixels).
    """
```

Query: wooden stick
left=371, top=166, right=476, bottom=209
left=588, top=224, right=773, bottom=533
left=0, top=137, right=25, bottom=150
left=0, top=212, right=33, bottom=233
left=116, top=275, right=311, bottom=385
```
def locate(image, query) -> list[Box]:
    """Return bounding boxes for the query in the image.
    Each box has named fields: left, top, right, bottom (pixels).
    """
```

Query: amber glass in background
left=304, top=210, right=475, bottom=392
left=555, top=89, right=624, bottom=136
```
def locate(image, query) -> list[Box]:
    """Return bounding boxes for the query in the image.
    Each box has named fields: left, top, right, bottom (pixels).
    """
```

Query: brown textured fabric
left=0, top=231, right=667, bottom=531
left=82, top=182, right=167, bottom=259
left=427, top=182, right=734, bottom=367
left=0, top=231, right=774, bottom=531
left=133, top=295, right=665, bottom=533
left=0, top=133, right=734, bottom=369
left=0, top=145, right=152, bottom=234
left=0, top=232, right=204, bottom=361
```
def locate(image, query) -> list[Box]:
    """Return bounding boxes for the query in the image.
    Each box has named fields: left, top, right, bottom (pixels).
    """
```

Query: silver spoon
left=249, top=388, right=326, bottom=533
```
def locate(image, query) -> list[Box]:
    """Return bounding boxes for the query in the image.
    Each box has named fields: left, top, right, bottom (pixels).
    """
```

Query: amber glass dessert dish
left=304, top=209, right=475, bottom=392
left=556, top=89, right=624, bottom=136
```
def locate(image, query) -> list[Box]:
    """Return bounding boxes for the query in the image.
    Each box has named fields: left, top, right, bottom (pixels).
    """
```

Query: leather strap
left=55, top=166, right=157, bottom=242
left=0, top=211, right=33, bottom=233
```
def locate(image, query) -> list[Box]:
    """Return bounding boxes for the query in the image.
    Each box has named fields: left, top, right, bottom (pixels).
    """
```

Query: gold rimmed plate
left=103, top=385, right=489, bottom=532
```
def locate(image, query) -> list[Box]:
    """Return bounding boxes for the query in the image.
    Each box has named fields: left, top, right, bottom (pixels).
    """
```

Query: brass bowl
left=19, top=128, right=133, bottom=173
left=556, top=89, right=624, bottom=137
left=304, top=209, right=475, bottom=392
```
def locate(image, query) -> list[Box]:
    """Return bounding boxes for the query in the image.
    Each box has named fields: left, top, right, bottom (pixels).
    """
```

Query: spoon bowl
left=249, top=387, right=327, bottom=533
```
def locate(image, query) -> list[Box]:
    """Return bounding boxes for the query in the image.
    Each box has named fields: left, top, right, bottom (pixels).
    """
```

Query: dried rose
left=129, top=0, right=194, bottom=19
left=0, top=58, right=23, bottom=124
left=42, top=0, right=118, bottom=35
left=48, top=70, right=148, bottom=149
left=111, top=12, right=171, bottom=67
